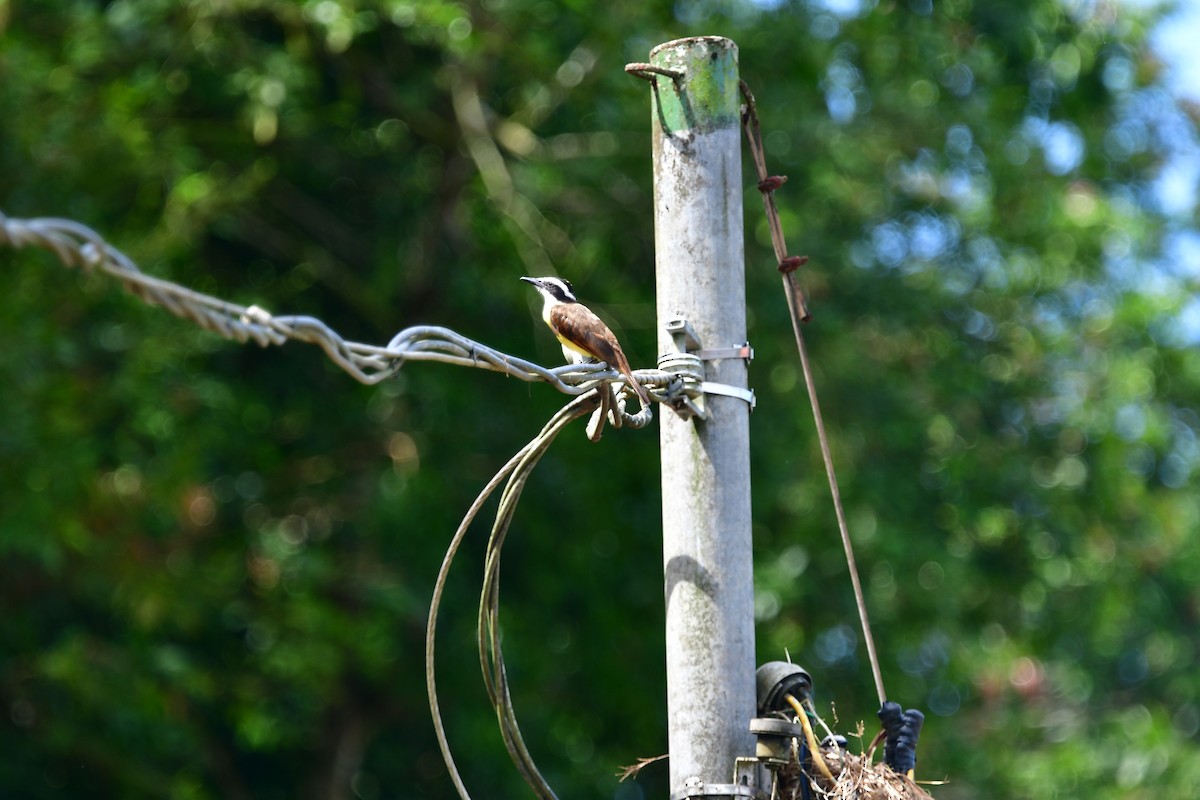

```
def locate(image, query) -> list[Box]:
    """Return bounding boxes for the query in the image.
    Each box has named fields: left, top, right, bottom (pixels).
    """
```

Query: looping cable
left=427, top=391, right=605, bottom=800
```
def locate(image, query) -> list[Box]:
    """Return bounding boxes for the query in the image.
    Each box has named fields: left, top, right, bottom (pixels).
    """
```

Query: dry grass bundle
left=777, top=743, right=934, bottom=800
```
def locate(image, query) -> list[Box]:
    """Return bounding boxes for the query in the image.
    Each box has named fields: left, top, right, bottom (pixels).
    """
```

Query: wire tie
left=79, top=241, right=104, bottom=271
left=757, top=175, right=788, bottom=193
left=778, top=255, right=808, bottom=274
left=241, top=304, right=272, bottom=322
left=240, top=304, right=274, bottom=326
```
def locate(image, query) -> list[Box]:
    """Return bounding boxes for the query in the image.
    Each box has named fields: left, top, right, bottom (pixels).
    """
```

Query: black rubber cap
left=755, top=661, right=813, bottom=714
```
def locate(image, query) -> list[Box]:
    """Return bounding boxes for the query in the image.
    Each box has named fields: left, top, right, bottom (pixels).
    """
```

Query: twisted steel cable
left=0, top=212, right=660, bottom=422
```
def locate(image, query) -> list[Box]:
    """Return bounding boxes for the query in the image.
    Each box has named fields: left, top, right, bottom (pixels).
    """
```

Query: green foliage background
left=2, top=0, right=1199, bottom=798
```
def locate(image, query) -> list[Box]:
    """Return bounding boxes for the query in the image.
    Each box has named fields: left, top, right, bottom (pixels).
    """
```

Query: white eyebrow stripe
left=542, top=277, right=576, bottom=301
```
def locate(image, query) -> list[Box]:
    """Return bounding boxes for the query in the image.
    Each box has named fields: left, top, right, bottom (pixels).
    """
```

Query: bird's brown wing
left=550, top=304, right=649, bottom=405
left=549, top=304, right=624, bottom=367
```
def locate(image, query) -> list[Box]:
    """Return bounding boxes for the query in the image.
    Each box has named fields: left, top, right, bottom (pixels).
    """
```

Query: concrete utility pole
left=642, top=36, right=757, bottom=794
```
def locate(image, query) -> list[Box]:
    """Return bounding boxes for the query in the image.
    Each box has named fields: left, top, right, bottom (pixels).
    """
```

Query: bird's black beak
left=519, top=276, right=538, bottom=286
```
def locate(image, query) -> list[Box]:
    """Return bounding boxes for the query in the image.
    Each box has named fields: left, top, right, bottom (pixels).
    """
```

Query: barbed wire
left=739, top=82, right=888, bottom=707
left=0, top=211, right=661, bottom=422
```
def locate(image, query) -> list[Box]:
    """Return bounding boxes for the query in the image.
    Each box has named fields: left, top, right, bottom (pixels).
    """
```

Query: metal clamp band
left=662, top=316, right=755, bottom=418
left=701, top=381, right=756, bottom=410
left=669, top=782, right=756, bottom=800
left=695, top=343, right=753, bottom=362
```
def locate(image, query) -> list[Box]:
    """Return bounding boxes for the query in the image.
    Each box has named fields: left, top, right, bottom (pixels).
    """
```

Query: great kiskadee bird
left=520, top=276, right=651, bottom=407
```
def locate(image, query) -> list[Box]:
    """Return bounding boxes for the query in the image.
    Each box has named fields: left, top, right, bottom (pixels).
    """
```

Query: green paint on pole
left=650, top=36, right=740, bottom=135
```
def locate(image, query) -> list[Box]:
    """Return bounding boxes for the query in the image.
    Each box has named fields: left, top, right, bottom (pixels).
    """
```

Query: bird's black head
left=520, top=276, right=577, bottom=303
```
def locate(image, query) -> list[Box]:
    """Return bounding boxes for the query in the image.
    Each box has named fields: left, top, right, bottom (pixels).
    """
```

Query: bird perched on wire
left=520, top=276, right=651, bottom=408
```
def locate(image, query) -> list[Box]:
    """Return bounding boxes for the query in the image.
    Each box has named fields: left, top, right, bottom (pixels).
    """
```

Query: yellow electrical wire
left=785, top=693, right=833, bottom=784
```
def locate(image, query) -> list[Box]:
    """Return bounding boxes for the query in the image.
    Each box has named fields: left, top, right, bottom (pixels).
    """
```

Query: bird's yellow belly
left=555, top=332, right=594, bottom=363
left=542, top=300, right=597, bottom=363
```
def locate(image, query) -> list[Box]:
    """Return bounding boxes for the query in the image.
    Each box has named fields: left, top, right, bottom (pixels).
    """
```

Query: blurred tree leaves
left=2, top=0, right=1199, bottom=799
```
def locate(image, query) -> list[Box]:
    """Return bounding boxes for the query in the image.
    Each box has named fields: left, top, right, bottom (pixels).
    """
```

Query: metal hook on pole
left=624, top=62, right=685, bottom=83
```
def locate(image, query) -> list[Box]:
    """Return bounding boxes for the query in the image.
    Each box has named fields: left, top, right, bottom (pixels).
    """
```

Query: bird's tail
left=623, top=367, right=651, bottom=408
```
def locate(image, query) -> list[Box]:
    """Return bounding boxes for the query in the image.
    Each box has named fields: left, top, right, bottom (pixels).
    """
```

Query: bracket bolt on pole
left=660, top=316, right=706, bottom=420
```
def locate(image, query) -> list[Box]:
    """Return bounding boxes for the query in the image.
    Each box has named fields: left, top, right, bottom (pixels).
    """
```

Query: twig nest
left=780, top=744, right=935, bottom=800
